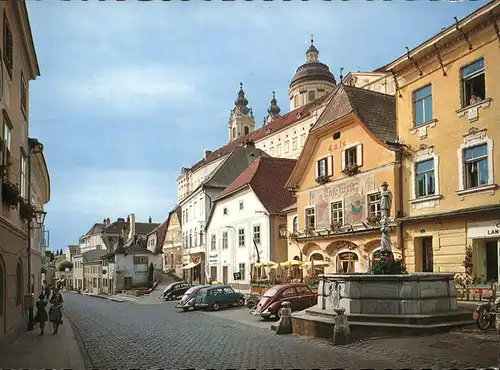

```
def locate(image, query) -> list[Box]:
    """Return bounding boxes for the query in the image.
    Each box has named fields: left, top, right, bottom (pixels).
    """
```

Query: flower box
left=1, top=181, right=21, bottom=209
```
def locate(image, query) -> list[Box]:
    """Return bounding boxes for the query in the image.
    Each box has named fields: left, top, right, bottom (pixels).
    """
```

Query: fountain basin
left=291, top=273, right=473, bottom=340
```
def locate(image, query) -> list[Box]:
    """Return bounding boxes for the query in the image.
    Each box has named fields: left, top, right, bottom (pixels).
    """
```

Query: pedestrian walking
left=49, top=288, right=64, bottom=334
left=35, top=293, right=48, bottom=335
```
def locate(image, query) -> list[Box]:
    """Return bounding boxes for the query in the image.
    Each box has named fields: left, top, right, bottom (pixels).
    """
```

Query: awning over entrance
left=182, top=261, right=201, bottom=270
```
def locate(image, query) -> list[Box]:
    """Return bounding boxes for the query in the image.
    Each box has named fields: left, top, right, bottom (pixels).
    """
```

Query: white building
left=179, top=144, right=269, bottom=285
left=205, top=157, right=297, bottom=289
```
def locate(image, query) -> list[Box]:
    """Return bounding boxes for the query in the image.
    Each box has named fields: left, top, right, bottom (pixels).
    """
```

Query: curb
left=84, top=293, right=124, bottom=303
left=64, top=312, right=91, bottom=369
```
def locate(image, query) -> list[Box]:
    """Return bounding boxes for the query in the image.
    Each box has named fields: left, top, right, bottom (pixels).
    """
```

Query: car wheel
left=237, top=298, right=245, bottom=306
left=212, top=302, right=220, bottom=311
left=182, top=308, right=189, bottom=312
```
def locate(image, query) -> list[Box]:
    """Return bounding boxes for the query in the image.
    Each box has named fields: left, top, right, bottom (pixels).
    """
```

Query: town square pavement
left=62, top=293, right=499, bottom=369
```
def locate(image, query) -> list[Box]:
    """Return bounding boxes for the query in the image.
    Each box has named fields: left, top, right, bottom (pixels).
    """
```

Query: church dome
left=289, top=39, right=336, bottom=89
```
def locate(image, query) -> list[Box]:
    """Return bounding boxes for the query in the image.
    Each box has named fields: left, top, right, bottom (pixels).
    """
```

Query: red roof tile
left=216, top=157, right=297, bottom=214
left=188, top=94, right=330, bottom=172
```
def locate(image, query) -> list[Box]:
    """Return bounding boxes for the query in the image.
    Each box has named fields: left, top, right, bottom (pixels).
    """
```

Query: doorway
left=422, top=237, right=434, bottom=272
left=485, top=241, right=498, bottom=282
left=222, top=266, right=228, bottom=285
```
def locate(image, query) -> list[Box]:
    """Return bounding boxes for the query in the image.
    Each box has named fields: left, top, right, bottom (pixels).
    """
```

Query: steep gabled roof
left=206, top=157, right=297, bottom=229
left=147, top=219, right=169, bottom=254
left=187, top=94, right=331, bottom=173
left=83, top=223, right=105, bottom=237
left=312, top=84, right=396, bottom=143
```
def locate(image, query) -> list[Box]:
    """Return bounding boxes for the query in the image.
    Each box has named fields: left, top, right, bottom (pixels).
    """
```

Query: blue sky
left=26, top=0, right=486, bottom=251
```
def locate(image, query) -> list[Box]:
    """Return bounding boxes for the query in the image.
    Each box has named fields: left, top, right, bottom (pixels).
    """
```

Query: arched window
left=16, top=262, right=22, bottom=306
left=232, top=127, right=236, bottom=138
left=0, top=260, right=4, bottom=315
left=244, top=126, right=250, bottom=135
left=292, top=216, right=298, bottom=233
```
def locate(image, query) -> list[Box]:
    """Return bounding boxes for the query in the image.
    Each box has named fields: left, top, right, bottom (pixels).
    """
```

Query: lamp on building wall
left=26, top=137, right=46, bottom=331
left=279, top=227, right=288, bottom=238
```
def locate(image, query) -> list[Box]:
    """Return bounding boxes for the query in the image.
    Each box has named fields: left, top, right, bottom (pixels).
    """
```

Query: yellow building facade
left=389, top=1, right=500, bottom=282
left=286, top=85, right=401, bottom=274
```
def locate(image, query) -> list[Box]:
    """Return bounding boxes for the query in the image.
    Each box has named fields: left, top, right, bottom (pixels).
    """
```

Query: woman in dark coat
left=35, top=293, right=48, bottom=335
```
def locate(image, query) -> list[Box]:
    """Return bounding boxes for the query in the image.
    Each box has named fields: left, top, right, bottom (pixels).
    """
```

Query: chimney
left=148, top=216, right=152, bottom=223
left=106, top=218, right=110, bottom=226
left=129, top=213, right=136, bottom=240
left=204, top=150, right=212, bottom=159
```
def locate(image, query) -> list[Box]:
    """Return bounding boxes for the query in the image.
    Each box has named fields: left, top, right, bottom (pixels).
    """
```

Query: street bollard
left=333, top=307, right=350, bottom=345
left=275, top=301, right=293, bottom=335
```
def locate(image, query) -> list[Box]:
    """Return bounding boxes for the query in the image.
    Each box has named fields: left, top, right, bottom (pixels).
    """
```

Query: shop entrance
left=485, top=241, right=498, bottom=282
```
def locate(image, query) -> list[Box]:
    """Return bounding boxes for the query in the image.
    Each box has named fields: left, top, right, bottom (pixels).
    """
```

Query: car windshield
left=263, top=286, right=280, bottom=297
left=165, top=282, right=178, bottom=290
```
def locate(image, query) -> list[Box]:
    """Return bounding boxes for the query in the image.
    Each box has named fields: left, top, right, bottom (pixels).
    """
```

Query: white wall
left=206, top=188, right=270, bottom=286
left=180, top=188, right=210, bottom=256
left=80, top=233, right=106, bottom=253
left=146, top=233, right=157, bottom=253
left=114, top=253, right=162, bottom=285
left=178, top=156, right=225, bottom=202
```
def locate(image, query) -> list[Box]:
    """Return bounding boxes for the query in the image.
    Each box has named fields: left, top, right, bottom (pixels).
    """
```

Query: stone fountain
left=291, top=183, right=473, bottom=341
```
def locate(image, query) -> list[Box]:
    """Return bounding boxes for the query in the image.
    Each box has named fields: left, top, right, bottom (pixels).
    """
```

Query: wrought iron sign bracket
left=390, top=69, right=402, bottom=98
left=433, top=43, right=447, bottom=76
left=490, top=11, right=500, bottom=46
left=454, top=17, right=473, bottom=50
left=406, top=47, right=423, bottom=76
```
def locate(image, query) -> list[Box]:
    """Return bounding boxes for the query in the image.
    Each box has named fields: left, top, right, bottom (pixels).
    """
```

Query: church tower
left=264, top=91, right=281, bottom=125
left=288, top=37, right=337, bottom=110
left=228, top=83, right=255, bottom=142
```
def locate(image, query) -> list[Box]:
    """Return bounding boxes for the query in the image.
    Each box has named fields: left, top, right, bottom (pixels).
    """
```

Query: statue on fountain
left=379, top=182, right=394, bottom=260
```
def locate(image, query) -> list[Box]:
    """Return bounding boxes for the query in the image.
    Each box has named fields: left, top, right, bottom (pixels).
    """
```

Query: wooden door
left=223, top=267, right=228, bottom=285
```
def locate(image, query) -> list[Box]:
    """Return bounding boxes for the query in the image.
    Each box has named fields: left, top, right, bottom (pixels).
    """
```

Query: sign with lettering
left=467, top=220, right=500, bottom=239
left=309, top=174, right=375, bottom=229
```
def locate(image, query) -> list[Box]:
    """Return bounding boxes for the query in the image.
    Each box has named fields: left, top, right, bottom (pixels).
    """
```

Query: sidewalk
left=0, top=313, right=86, bottom=369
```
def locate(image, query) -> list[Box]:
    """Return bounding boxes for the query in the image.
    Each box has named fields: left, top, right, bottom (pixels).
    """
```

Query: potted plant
left=342, top=163, right=360, bottom=177
left=329, top=222, right=342, bottom=233
left=366, top=214, right=381, bottom=226
left=1, top=181, right=21, bottom=209
left=19, top=199, right=36, bottom=221
left=288, top=232, right=300, bottom=241
left=304, top=227, right=315, bottom=237
left=315, top=175, right=330, bottom=185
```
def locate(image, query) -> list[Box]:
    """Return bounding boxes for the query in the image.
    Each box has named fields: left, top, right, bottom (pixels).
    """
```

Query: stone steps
left=292, top=308, right=475, bottom=341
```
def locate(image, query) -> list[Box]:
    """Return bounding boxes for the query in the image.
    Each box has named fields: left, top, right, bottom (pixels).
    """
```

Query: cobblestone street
left=64, top=293, right=500, bottom=369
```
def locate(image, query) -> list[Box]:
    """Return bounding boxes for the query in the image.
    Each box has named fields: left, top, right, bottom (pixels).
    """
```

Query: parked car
left=160, top=281, right=191, bottom=301
left=176, top=285, right=210, bottom=311
left=195, top=285, right=245, bottom=311
left=252, top=283, right=317, bottom=319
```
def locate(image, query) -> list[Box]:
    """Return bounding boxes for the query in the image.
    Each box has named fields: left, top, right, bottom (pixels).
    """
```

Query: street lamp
left=26, top=138, right=46, bottom=331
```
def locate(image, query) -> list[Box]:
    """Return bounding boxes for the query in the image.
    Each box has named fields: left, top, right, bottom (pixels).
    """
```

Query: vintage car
left=175, top=285, right=210, bottom=311
left=160, top=281, right=191, bottom=301
left=195, top=285, right=245, bottom=311
left=252, top=283, right=317, bottom=319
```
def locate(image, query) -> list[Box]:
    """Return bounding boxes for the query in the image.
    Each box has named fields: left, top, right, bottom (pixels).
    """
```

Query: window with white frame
left=253, top=225, right=261, bottom=245
left=269, top=146, right=274, bottom=156
left=292, top=137, right=298, bottom=150
left=413, top=85, right=433, bottom=126
left=3, top=121, right=12, bottom=152
left=276, top=144, right=282, bottom=156
left=194, top=201, right=197, bottom=216
left=294, top=95, right=299, bottom=107
left=199, top=228, right=204, bottom=245
left=20, top=152, right=27, bottom=198
left=305, top=207, right=315, bottom=230
left=316, top=158, right=327, bottom=177
left=210, top=234, right=216, bottom=251
left=292, top=216, right=298, bottom=232
left=341, top=144, right=363, bottom=170
left=330, top=201, right=343, bottom=225
left=194, top=228, right=197, bottom=246
left=222, top=231, right=228, bottom=249
left=461, top=58, right=485, bottom=108
left=238, top=228, right=245, bottom=247
left=238, top=263, right=246, bottom=280
left=189, top=231, right=192, bottom=248
left=239, top=201, right=244, bottom=211
left=300, top=134, right=306, bottom=147
left=415, top=159, right=435, bottom=197
left=284, top=140, right=289, bottom=154
left=199, top=198, right=204, bottom=216
left=368, top=193, right=381, bottom=217
left=463, top=144, right=489, bottom=189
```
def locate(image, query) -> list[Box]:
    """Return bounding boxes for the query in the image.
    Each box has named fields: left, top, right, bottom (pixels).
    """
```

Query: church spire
left=228, top=82, right=255, bottom=142
left=264, top=91, right=281, bottom=125
left=306, top=34, right=319, bottom=63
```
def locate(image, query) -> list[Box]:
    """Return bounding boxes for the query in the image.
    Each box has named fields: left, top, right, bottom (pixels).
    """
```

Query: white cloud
left=49, top=168, right=177, bottom=220
left=61, top=65, right=199, bottom=113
